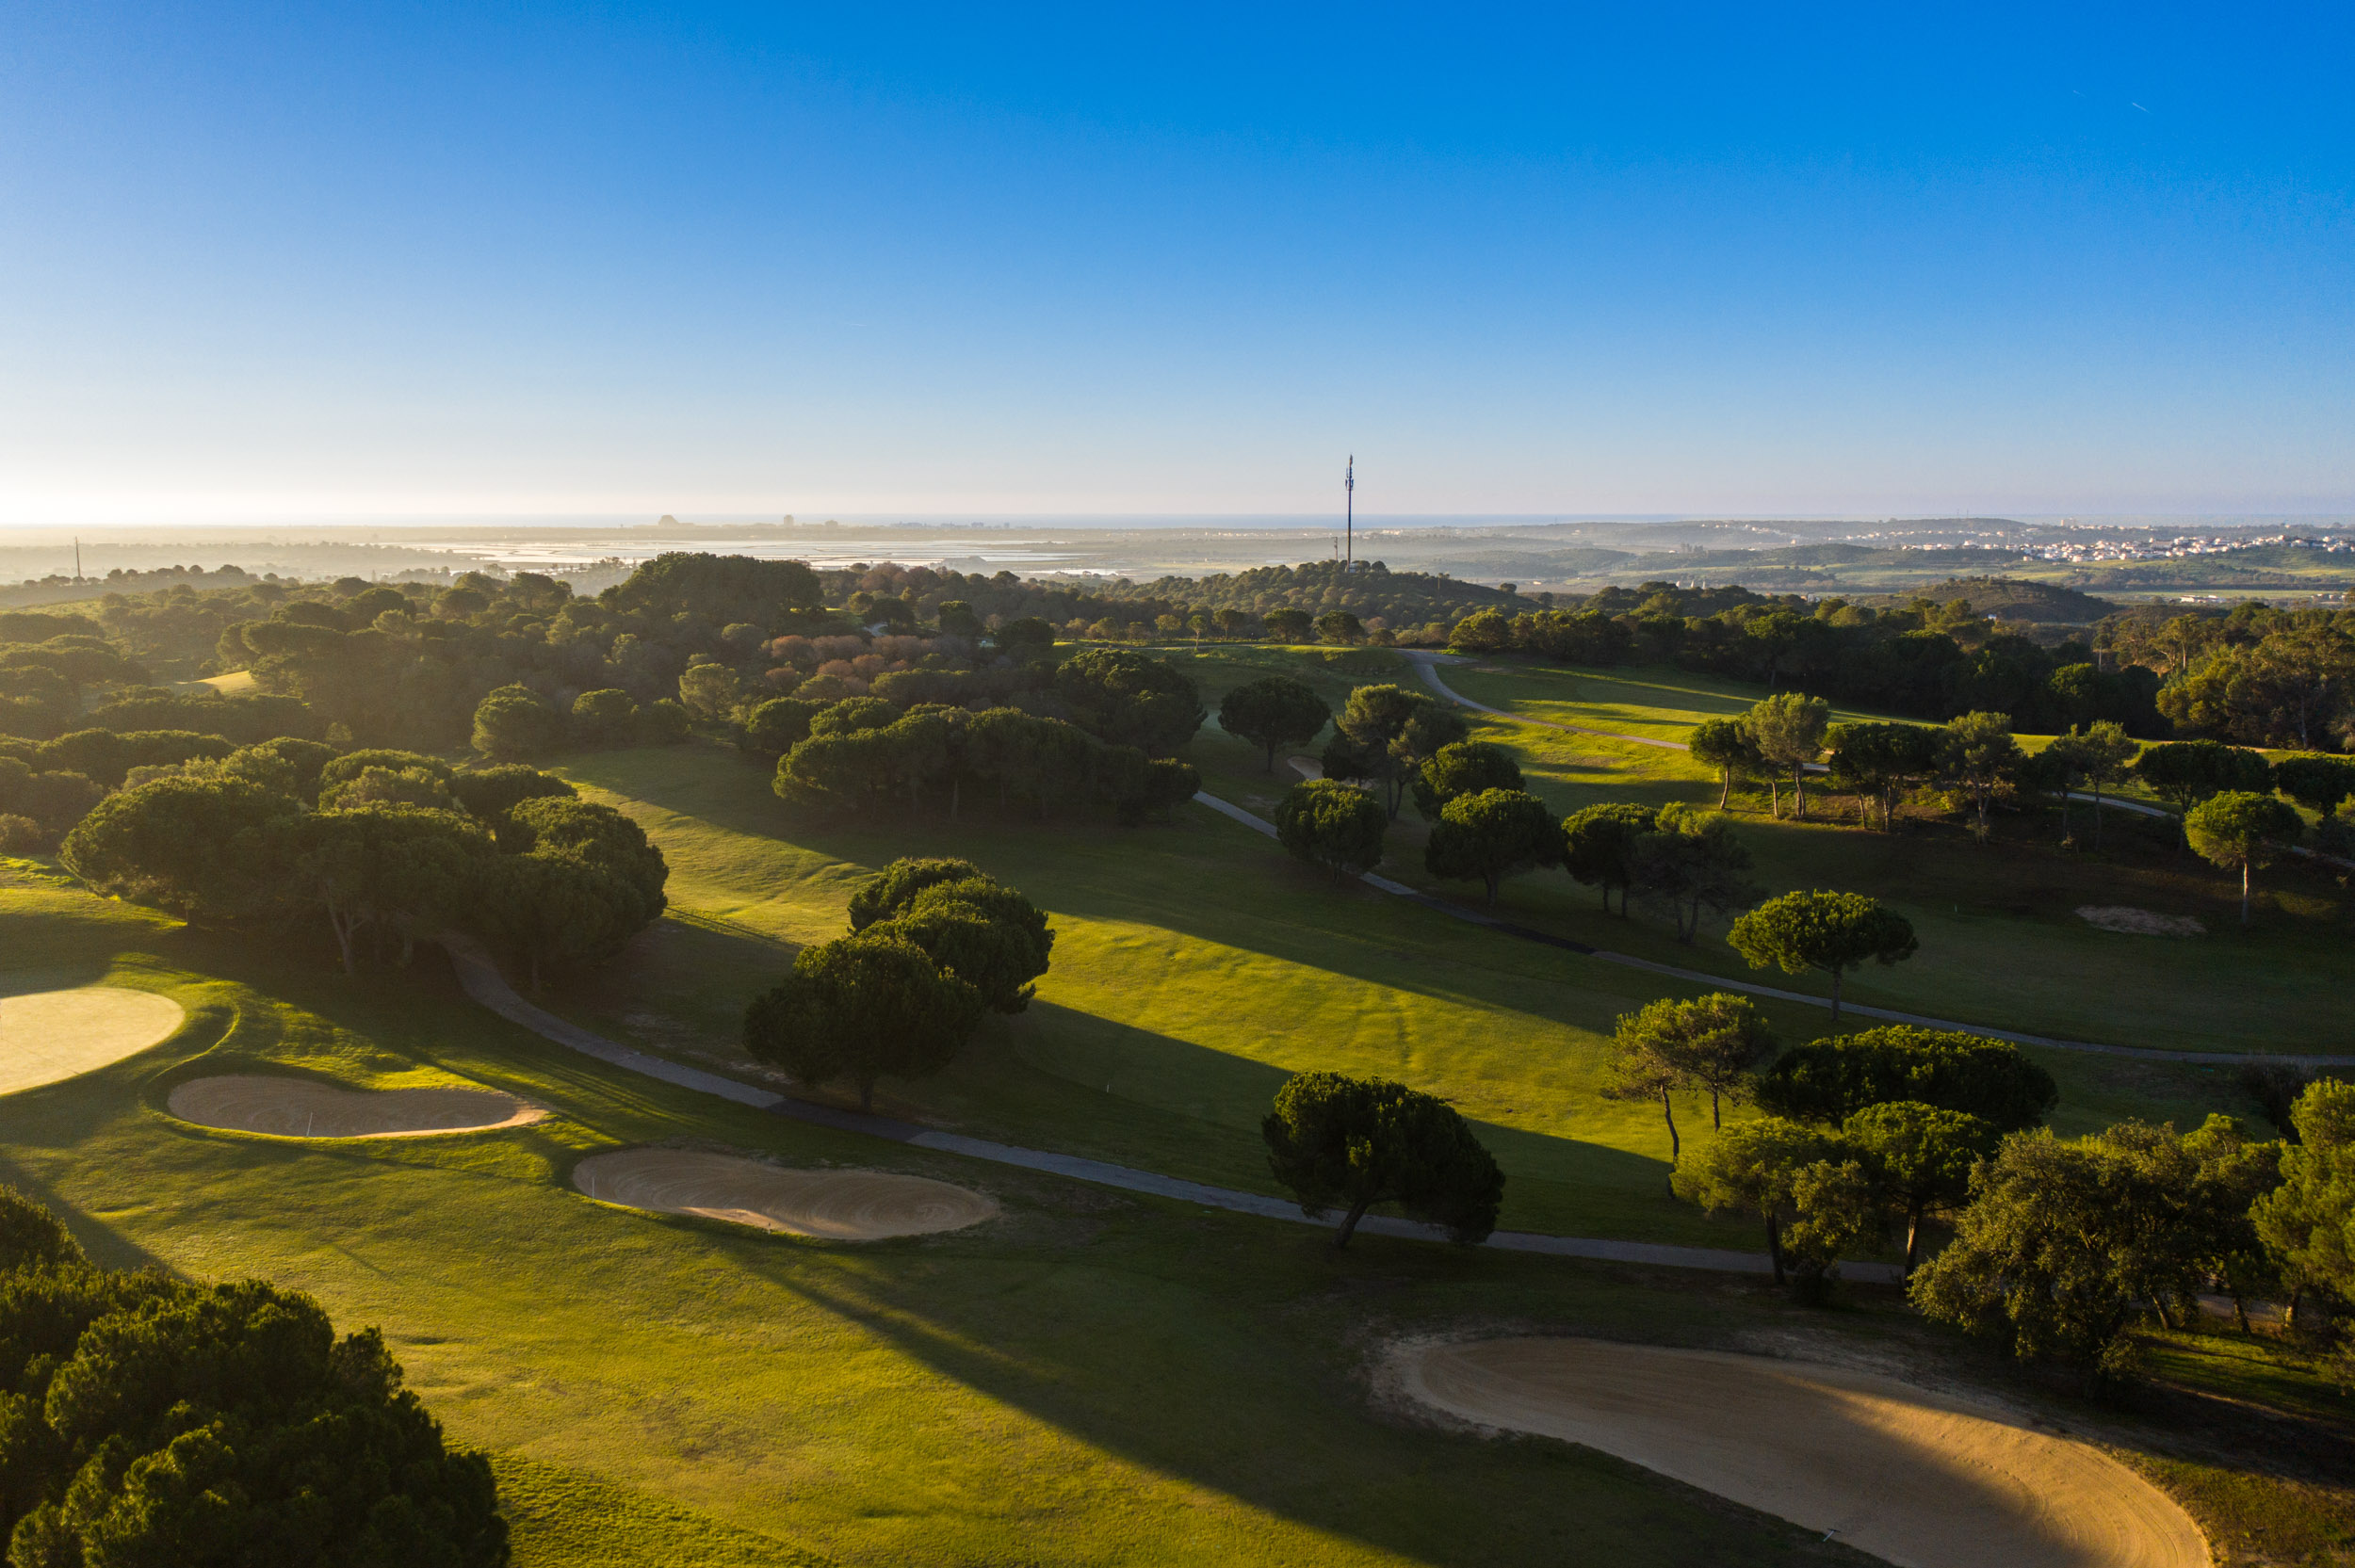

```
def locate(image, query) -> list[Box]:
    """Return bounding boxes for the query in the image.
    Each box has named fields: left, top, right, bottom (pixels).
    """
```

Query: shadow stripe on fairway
left=434, top=931, right=1873, bottom=1280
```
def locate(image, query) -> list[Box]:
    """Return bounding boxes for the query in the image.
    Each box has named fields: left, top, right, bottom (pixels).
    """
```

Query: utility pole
left=1344, top=455, right=1355, bottom=571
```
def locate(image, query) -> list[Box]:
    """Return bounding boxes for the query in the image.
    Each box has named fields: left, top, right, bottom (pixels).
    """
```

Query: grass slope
left=2, top=876, right=1900, bottom=1568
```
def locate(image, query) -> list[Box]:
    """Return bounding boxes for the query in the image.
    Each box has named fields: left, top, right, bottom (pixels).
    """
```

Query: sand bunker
left=1289, top=755, right=1324, bottom=780
left=2078, top=905, right=2206, bottom=937
left=573, top=1148, right=998, bottom=1240
left=1399, top=1338, right=2206, bottom=1568
left=168, top=1075, right=545, bottom=1139
left=0, top=986, right=186, bottom=1095
left=197, top=670, right=256, bottom=693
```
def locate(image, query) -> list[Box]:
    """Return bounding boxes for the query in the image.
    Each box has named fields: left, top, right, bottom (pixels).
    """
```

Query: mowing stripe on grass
left=436, top=931, right=1891, bottom=1280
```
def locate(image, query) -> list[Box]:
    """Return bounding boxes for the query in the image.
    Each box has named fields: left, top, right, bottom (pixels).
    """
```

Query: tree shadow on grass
left=685, top=1201, right=1877, bottom=1568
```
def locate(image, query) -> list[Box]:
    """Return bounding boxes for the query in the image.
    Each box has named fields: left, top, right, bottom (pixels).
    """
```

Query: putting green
left=0, top=986, right=186, bottom=1095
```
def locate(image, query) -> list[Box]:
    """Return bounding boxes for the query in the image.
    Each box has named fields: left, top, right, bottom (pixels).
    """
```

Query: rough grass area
left=2120, top=1325, right=2355, bottom=1568
left=495, top=1453, right=833, bottom=1567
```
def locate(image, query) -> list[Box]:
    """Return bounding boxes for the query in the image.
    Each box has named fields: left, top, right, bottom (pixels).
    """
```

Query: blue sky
left=3, top=4, right=2349, bottom=522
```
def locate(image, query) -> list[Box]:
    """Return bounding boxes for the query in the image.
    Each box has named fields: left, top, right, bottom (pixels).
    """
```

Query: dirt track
left=572, top=1148, right=999, bottom=1240
left=0, top=986, right=186, bottom=1095
left=1399, top=1337, right=2208, bottom=1568
left=168, top=1075, right=545, bottom=1138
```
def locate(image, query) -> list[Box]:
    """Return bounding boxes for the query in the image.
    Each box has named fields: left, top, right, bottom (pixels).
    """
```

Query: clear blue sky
left=3, top=4, right=2349, bottom=523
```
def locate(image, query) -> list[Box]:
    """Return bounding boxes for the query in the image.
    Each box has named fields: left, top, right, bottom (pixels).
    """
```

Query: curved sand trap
left=168, top=1075, right=545, bottom=1139
left=573, top=1148, right=998, bottom=1240
left=2078, top=905, right=2206, bottom=938
left=1400, top=1338, right=2206, bottom=1568
left=0, top=986, right=186, bottom=1095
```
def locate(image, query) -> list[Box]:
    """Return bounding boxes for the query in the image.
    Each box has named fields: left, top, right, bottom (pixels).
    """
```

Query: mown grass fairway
left=541, top=719, right=2295, bottom=1269
left=0, top=871, right=1911, bottom=1567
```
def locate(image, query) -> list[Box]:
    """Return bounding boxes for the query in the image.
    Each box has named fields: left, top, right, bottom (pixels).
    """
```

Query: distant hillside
left=1870, top=576, right=2120, bottom=624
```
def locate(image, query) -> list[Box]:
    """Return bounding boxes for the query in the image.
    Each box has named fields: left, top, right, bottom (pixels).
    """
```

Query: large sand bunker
left=573, top=1148, right=999, bottom=1240
left=168, top=1075, right=545, bottom=1138
left=1399, top=1338, right=2206, bottom=1568
left=0, top=986, right=186, bottom=1095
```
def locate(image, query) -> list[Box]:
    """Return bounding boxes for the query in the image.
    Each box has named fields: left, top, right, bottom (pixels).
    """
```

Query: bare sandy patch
left=2077, top=905, right=2207, bottom=937
left=573, top=1148, right=998, bottom=1240
left=197, top=670, right=257, bottom=693
left=0, top=987, right=186, bottom=1095
left=1289, top=754, right=1324, bottom=780
left=1397, top=1337, right=2206, bottom=1568
left=169, top=1075, right=545, bottom=1138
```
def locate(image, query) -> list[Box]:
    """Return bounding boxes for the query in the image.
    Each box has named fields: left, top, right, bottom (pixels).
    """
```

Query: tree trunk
left=1767, top=1214, right=1785, bottom=1285
left=328, top=906, right=355, bottom=976
left=1827, top=966, right=1843, bottom=1029
left=2241, top=862, right=2251, bottom=927
left=1661, top=1088, right=1680, bottom=1167
left=1264, top=741, right=1276, bottom=772
left=1710, top=1085, right=1722, bottom=1130
left=1334, top=1194, right=1374, bottom=1249
left=1718, top=768, right=1732, bottom=809
left=1484, top=872, right=1500, bottom=905
left=1768, top=775, right=1780, bottom=818
left=1904, top=1205, right=1923, bottom=1277
left=2092, top=781, right=2104, bottom=849
left=1793, top=768, right=1808, bottom=820
left=2233, top=1291, right=2250, bottom=1335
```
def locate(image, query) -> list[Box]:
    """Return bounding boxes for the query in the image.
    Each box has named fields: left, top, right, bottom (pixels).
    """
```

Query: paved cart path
left=437, top=930, right=1878, bottom=1280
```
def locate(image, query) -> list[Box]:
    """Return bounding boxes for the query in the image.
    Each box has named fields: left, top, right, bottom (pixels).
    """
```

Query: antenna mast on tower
left=1344, top=455, right=1354, bottom=570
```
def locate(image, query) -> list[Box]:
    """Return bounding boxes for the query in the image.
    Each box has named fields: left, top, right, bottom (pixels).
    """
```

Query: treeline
left=1448, top=586, right=2168, bottom=733
left=2100, top=601, right=2355, bottom=752
left=57, top=749, right=666, bottom=985
left=0, top=1186, right=508, bottom=1563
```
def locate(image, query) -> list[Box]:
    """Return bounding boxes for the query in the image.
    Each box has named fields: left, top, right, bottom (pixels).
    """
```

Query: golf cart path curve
left=436, top=930, right=1888, bottom=1280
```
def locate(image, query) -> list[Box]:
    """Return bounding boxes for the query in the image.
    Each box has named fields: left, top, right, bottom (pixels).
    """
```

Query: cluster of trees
left=742, top=858, right=1053, bottom=1110
left=0, top=610, right=154, bottom=737
left=1697, top=691, right=2350, bottom=888
left=1630, top=995, right=2355, bottom=1382
left=1613, top=997, right=2054, bottom=1290
left=1261, top=1072, right=1504, bottom=1247
left=1083, top=560, right=1540, bottom=648
left=57, top=751, right=666, bottom=985
left=762, top=654, right=1204, bottom=827
left=0, top=1185, right=508, bottom=1566
left=2103, top=601, right=2355, bottom=752
left=1449, top=586, right=2168, bottom=732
